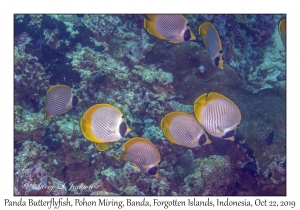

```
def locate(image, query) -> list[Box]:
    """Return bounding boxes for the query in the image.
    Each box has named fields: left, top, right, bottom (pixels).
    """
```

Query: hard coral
left=82, top=15, right=122, bottom=37
left=14, top=47, right=50, bottom=111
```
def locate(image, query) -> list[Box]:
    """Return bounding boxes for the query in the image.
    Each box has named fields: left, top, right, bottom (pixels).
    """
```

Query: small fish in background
left=79, top=104, right=131, bottom=152
left=198, top=22, right=224, bottom=69
left=266, top=130, right=275, bottom=146
left=267, top=172, right=272, bottom=179
left=94, top=74, right=106, bottom=84
left=278, top=18, right=286, bottom=49
left=44, top=84, right=82, bottom=120
left=120, top=137, right=161, bottom=178
left=143, top=14, right=196, bottom=43
left=194, top=92, right=241, bottom=140
left=160, top=112, right=211, bottom=148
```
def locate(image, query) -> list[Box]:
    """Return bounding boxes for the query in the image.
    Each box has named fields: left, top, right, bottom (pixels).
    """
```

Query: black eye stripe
left=148, top=166, right=158, bottom=175
left=119, top=122, right=127, bottom=137
left=72, top=96, right=79, bottom=107
left=198, top=134, right=207, bottom=145
left=215, top=56, right=220, bottom=67
left=222, top=130, right=235, bottom=139
left=183, top=29, right=191, bottom=41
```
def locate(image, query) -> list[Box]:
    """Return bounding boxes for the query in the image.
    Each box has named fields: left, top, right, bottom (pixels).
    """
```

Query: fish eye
left=214, top=56, right=220, bottom=67
left=222, top=130, right=235, bottom=139
left=198, top=134, right=207, bottom=145
left=119, top=122, right=127, bottom=137
left=219, top=50, right=222, bottom=54
left=186, top=22, right=190, bottom=26
left=72, top=96, right=79, bottom=106
left=148, top=166, right=158, bottom=175
left=183, top=29, right=191, bottom=41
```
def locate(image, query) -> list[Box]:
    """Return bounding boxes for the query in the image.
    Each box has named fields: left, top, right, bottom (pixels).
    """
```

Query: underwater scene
left=14, top=14, right=286, bottom=196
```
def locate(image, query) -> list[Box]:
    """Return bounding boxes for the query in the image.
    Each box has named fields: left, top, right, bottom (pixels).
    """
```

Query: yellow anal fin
left=44, top=114, right=53, bottom=120
left=118, top=151, right=126, bottom=161
left=80, top=117, right=103, bottom=143
left=94, top=142, right=113, bottom=152
left=132, top=163, right=141, bottom=171
left=162, top=128, right=180, bottom=145
left=169, top=40, right=180, bottom=44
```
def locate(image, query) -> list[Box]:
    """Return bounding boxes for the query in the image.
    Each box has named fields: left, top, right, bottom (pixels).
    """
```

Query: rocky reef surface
left=14, top=14, right=286, bottom=195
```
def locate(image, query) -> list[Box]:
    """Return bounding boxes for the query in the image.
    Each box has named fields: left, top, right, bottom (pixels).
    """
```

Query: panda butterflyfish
left=160, top=112, right=211, bottom=148
left=278, top=18, right=286, bottom=49
left=44, top=84, right=82, bottom=120
left=194, top=92, right=241, bottom=140
left=143, top=14, right=196, bottom=43
left=120, top=137, right=161, bottom=178
left=79, top=104, right=131, bottom=152
left=198, top=22, right=224, bottom=69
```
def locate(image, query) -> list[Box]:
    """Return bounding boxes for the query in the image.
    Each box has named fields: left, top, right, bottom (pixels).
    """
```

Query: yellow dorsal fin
left=206, top=92, right=235, bottom=105
left=193, top=93, right=209, bottom=125
left=146, top=14, right=157, bottom=22
left=79, top=103, right=123, bottom=143
left=161, top=112, right=197, bottom=146
left=279, top=18, right=286, bottom=34
left=44, top=85, right=72, bottom=120
left=199, top=22, right=221, bottom=51
left=123, top=137, right=161, bottom=162
left=161, top=112, right=193, bottom=128
left=46, top=84, right=71, bottom=98
left=278, top=18, right=286, bottom=48
left=199, top=22, right=211, bottom=49
left=79, top=113, right=103, bottom=143
left=208, top=92, right=225, bottom=100
left=144, top=15, right=166, bottom=40
left=206, top=92, right=241, bottom=122
left=123, top=137, right=149, bottom=151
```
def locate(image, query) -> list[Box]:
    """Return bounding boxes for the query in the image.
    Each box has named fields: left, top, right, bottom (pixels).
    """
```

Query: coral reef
left=14, top=14, right=286, bottom=196
left=180, top=155, right=233, bottom=195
